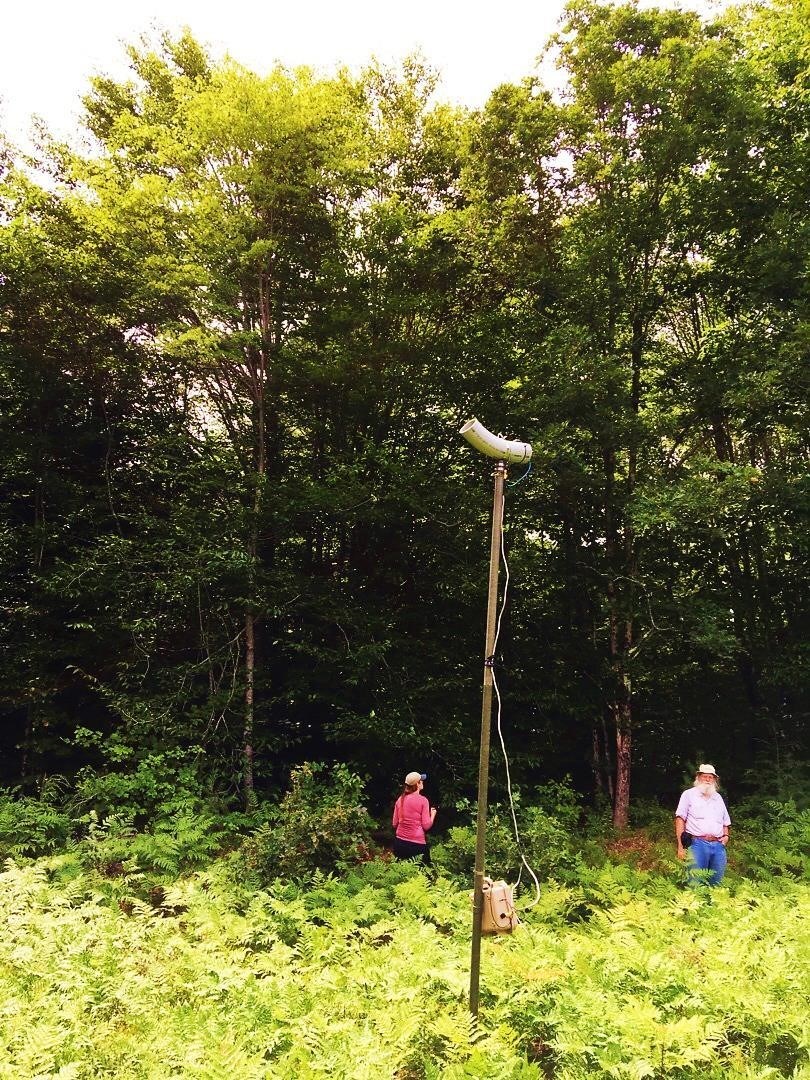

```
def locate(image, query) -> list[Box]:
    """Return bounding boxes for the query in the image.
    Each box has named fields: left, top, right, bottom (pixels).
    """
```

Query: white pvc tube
left=460, top=418, right=532, bottom=464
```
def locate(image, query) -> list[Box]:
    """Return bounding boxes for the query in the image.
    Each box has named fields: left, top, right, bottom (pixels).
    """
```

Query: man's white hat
left=697, top=764, right=718, bottom=776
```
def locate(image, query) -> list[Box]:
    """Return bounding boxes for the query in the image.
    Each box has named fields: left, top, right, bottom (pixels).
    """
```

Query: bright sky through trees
left=2, top=0, right=729, bottom=144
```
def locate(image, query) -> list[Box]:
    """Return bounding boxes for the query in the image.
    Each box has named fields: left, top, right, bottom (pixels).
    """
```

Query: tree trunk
left=613, top=717, right=632, bottom=829
left=602, top=711, right=615, bottom=804
left=23, top=468, right=45, bottom=783
left=591, top=727, right=603, bottom=796
left=20, top=704, right=34, bottom=786
left=243, top=609, right=256, bottom=806
left=609, top=317, right=642, bottom=828
left=604, top=442, right=634, bottom=829
left=613, top=678, right=635, bottom=829
left=592, top=722, right=615, bottom=803
left=242, top=338, right=267, bottom=809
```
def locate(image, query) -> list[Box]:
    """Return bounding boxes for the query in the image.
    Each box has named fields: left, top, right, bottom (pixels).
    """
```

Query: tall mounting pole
left=459, top=417, right=530, bottom=1018
left=469, top=459, right=507, bottom=1018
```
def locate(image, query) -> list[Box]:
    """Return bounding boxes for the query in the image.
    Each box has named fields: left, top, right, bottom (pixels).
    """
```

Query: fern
left=0, top=854, right=807, bottom=1079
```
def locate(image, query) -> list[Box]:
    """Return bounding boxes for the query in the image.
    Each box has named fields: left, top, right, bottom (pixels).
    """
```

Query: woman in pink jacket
left=392, top=770, right=437, bottom=864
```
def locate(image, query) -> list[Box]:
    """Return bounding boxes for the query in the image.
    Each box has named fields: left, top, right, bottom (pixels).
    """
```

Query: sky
left=2, top=0, right=730, bottom=146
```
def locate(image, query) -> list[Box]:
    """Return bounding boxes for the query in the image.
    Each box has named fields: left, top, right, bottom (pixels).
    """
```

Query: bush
left=69, top=747, right=206, bottom=825
left=432, top=780, right=583, bottom=884
left=627, top=797, right=676, bottom=837
left=240, top=762, right=378, bottom=882
left=732, top=799, right=810, bottom=880
left=0, top=791, right=72, bottom=860
left=76, top=807, right=226, bottom=879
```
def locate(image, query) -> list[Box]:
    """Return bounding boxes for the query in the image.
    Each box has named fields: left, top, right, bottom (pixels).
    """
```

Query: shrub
left=0, top=791, right=72, bottom=860
left=432, top=782, right=583, bottom=885
left=69, top=743, right=207, bottom=825
left=732, top=799, right=810, bottom=880
left=627, top=797, right=676, bottom=838
left=240, top=762, right=377, bottom=882
left=77, top=807, right=225, bottom=879
left=531, top=776, right=582, bottom=831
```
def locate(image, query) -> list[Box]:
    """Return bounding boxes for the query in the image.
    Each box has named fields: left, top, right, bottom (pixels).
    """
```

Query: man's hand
left=676, top=845, right=686, bottom=860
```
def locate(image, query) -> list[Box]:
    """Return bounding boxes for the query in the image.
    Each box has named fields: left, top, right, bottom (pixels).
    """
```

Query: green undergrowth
left=0, top=854, right=808, bottom=1079
left=1, top=774, right=807, bottom=1076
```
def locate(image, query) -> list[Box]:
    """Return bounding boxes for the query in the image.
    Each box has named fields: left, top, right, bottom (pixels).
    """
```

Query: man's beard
left=694, top=780, right=716, bottom=795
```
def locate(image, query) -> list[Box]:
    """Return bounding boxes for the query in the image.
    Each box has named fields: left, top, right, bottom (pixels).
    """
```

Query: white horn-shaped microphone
left=460, top=418, right=532, bottom=464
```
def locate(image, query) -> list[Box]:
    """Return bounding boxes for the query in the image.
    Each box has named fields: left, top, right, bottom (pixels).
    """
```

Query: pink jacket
left=392, top=791, right=434, bottom=844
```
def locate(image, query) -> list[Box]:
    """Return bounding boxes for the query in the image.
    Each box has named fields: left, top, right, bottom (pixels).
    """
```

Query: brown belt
left=695, top=834, right=723, bottom=841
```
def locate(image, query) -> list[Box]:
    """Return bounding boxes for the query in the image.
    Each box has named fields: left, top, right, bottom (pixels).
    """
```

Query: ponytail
left=395, top=782, right=418, bottom=821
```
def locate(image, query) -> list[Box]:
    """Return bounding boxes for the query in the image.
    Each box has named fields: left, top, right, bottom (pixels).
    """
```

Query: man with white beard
left=675, top=765, right=731, bottom=885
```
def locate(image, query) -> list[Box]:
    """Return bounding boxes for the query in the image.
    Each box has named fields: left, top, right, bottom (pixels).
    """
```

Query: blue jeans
left=689, top=838, right=727, bottom=885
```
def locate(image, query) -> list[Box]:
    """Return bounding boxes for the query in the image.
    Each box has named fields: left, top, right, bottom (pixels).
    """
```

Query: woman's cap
left=405, top=771, right=425, bottom=786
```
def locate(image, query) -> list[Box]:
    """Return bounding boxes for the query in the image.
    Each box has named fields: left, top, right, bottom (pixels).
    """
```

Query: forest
left=0, top=0, right=808, bottom=1075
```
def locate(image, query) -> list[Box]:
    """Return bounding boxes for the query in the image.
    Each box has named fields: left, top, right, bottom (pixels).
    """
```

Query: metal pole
left=469, top=459, right=507, bottom=1018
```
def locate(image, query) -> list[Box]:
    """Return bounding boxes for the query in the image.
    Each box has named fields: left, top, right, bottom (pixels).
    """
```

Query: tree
left=77, top=35, right=373, bottom=801
left=1, top=5, right=806, bottom=817
left=469, top=0, right=788, bottom=823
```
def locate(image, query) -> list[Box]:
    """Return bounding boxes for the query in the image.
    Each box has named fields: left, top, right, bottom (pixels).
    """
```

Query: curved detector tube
left=460, top=418, right=532, bottom=464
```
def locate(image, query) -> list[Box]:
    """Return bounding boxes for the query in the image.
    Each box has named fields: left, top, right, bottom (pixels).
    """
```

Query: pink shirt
left=392, top=791, right=434, bottom=844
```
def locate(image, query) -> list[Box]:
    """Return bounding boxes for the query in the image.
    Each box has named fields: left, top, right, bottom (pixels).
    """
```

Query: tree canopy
left=1, top=0, right=807, bottom=823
